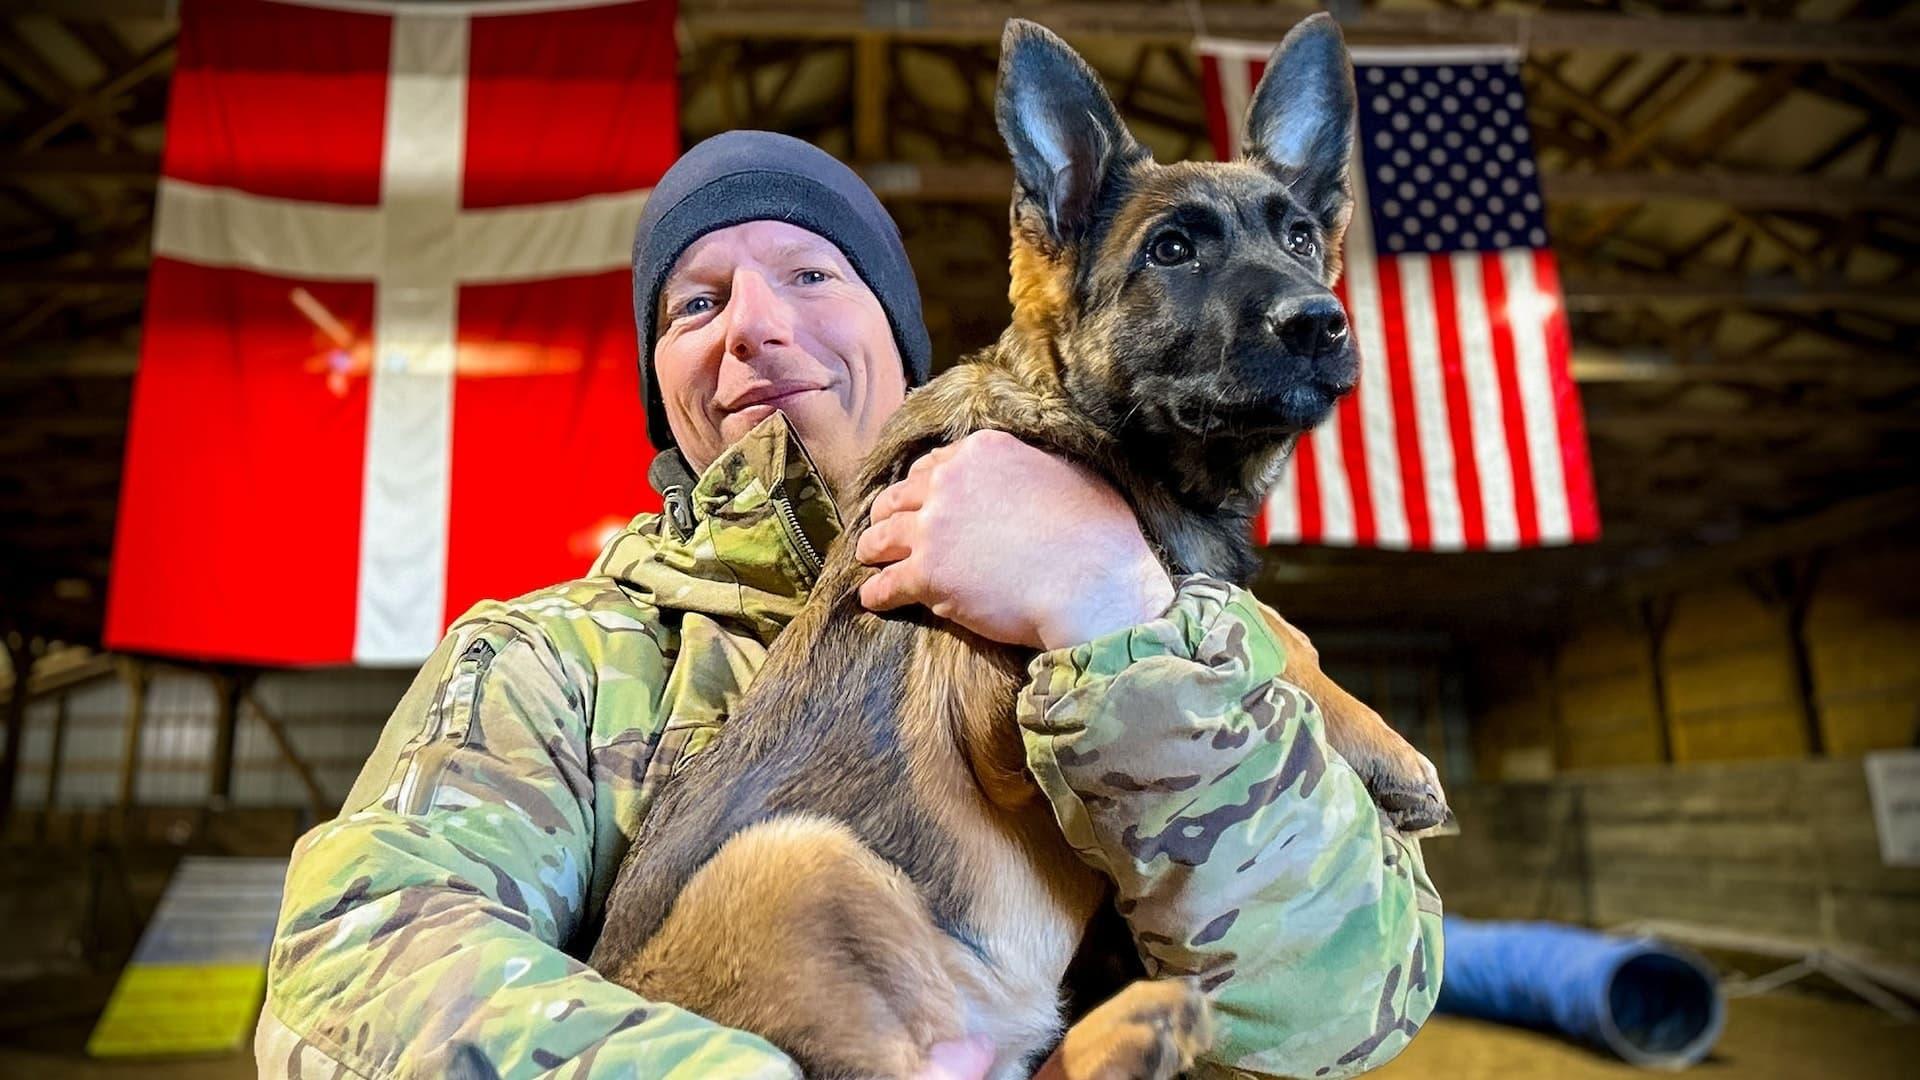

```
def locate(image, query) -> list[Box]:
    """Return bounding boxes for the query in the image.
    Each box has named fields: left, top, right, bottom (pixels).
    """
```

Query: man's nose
left=1266, top=295, right=1349, bottom=361
left=723, top=268, right=793, bottom=360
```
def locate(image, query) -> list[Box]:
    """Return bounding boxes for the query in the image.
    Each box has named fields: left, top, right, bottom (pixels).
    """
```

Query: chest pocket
left=395, top=627, right=517, bottom=816
left=637, top=613, right=770, bottom=798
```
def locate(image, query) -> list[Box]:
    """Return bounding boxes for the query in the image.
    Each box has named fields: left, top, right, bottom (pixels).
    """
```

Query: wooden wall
left=1666, top=582, right=1813, bottom=760
left=1558, top=613, right=1668, bottom=768
left=1446, top=535, right=1920, bottom=967
left=1807, top=542, right=1920, bottom=754
left=1424, top=756, right=1920, bottom=967
left=6, top=665, right=411, bottom=817
left=1470, top=535, right=1919, bottom=779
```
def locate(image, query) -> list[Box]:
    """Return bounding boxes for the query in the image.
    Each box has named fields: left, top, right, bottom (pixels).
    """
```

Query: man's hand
left=856, top=430, right=1174, bottom=650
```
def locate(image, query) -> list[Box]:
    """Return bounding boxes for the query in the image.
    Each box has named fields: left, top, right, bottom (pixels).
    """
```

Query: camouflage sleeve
left=1017, top=575, right=1443, bottom=1079
left=258, top=614, right=799, bottom=1080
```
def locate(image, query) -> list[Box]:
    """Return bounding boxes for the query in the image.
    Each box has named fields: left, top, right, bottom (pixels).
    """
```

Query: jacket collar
left=591, top=413, right=843, bottom=643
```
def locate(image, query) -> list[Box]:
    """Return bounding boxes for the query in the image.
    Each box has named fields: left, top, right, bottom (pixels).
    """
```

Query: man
left=258, top=131, right=1441, bottom=1079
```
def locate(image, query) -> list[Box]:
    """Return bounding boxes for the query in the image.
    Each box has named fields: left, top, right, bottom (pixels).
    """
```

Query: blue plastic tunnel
left=1436, top=917, right=1726, bottom=1069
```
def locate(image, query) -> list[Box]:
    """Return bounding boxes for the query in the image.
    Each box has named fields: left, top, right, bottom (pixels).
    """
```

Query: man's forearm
left=1018, top=575, right=1442, bottom=1078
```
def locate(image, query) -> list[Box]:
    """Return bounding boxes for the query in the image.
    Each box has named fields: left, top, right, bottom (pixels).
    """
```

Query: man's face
left=654, top=220, right=908, bottom=492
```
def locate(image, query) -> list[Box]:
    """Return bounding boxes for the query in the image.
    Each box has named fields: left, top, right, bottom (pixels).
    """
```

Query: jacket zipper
left=395, top=637, right=497, bottom=815
left=662, top=484, right=694, bottom=539
left=772, top=483, right=823, bottom=578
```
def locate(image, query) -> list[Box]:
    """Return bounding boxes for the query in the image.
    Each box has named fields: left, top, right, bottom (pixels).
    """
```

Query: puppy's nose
left=1267, top=297, right=1349, bottom=360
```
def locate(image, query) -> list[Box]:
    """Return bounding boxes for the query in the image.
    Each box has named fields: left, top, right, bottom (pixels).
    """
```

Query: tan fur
left=1006, top=230, right=1074, bottom=384
left=617, top=816, right=967, bottom=1077
left=908, top=626, right=1032, bottom=811
left=1032, top=978, right=1214, bottom=1080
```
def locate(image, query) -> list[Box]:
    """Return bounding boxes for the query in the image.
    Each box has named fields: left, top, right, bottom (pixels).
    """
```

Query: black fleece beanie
left=632, top=130, right=933, bottom=452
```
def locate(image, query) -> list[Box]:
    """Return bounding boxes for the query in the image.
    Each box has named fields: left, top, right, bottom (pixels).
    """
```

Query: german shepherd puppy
left=591, top=16, right=1446, bottom=1079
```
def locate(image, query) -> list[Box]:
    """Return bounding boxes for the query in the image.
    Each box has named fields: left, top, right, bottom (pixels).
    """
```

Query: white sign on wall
left=1864, top=749, right=1920, bottom=868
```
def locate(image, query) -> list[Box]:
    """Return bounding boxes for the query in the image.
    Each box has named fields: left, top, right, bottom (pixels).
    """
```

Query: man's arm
left=259, top=610, right=798, bottom=1079
left=1017, top=576, right=1443, bottom=1079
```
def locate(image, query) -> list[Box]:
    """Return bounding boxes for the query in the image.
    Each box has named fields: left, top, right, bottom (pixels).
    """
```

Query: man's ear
left=995, top=19, right=1139, bottom=249
left=1242, top=14, right=1357, bottom=238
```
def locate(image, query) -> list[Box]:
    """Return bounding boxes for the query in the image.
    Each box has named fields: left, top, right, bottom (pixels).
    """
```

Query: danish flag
left=108, top=0, right=676, bottom=665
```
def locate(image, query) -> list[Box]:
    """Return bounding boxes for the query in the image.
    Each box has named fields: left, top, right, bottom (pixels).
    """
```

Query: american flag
left=1198, top=40, right=1600, bottom=550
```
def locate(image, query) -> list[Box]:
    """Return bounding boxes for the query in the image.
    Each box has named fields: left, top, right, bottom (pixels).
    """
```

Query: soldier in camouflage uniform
left=258, top=131, right=1441, bottom=1079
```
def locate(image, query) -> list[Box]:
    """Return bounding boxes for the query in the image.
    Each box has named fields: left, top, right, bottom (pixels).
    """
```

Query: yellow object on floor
left=86, top=964, right=269, bottom=1057
left=85, top=856, right=288, bottom=1058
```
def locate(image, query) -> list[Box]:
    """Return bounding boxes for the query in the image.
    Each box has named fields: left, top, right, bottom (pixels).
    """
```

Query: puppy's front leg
left=1256, top=606, right=1450, bottom=832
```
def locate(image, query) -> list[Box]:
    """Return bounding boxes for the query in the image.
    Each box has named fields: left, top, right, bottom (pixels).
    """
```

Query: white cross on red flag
left=107, top=0, right=677, bottom=665
left=1199, top=38, right=1600, bottom=552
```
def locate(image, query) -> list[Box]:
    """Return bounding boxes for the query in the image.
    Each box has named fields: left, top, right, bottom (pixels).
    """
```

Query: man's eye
left=796, top=269, right=831, bottom=285
left=679, top=296, right=715, bottom=317
left=1287, top=222, right=1318, bottom=259
left=1148, top=232, right=1194, bottom=266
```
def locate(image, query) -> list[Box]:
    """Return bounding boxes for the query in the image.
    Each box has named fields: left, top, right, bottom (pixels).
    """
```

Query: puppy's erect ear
left=996, top=19, right=1139, bottom=249
left=1242, top=14, right=1357, bottom=240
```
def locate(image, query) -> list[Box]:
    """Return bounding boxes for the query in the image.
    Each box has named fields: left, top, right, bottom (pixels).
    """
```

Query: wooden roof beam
left=0, top=341, right=138, bottom=379
left=1587, top=409, right=1918, bottom=438
left=1559, top=272, right=1917, bottom=311
left=16, top=2, right=1920, bottom=64
left=1570, top=348, right=1920, bottom=386
left=0, top=25, right=138, bottom=150
left=639, top=5, right=1920, bottom=66
left=858, top=161, right=1920, bottom=213
left=1621, top=485, right=1920, bottom=597
left=0, top=265, right=146, bottom=289
left=1541, top=171, right=1920, bottom=213
left=0, top=149, right=159, bottom=181
left=18, top=31, right=175, bottom=153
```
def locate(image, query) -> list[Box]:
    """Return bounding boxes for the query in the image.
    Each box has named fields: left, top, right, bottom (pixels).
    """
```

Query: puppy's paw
left=1363, top=746, right=1451, bottom=835
left=1042, top=978, right=1213, bottom=1080
left=1315, top=695, right=1451, bottom=833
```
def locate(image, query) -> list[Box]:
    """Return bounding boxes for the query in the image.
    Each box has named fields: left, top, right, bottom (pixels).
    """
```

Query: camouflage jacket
left=257, top=415, right=1442, bottom=1079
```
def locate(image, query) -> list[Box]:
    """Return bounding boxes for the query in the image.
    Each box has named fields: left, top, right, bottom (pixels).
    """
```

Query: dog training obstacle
left=1436, top=916, right=1725, bottom=1069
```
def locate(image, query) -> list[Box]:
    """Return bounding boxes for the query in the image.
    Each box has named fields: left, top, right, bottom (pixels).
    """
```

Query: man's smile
left=721, top=383, right=832, bottom=428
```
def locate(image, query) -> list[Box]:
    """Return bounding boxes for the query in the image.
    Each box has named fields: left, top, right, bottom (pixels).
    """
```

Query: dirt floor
left=1377, top=991, right=1912, bottom=1080
left=0, top=979, right=1910, bottom=1078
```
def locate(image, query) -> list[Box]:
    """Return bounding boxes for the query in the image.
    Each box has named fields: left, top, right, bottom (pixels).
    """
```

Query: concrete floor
left=0, top=983, right=1909, bottom=1077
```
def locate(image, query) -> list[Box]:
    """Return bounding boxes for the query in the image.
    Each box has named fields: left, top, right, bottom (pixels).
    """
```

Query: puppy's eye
left=1148, top=232, right=1195, bottom=266
left=1287, top=222, right=1318, bottom=259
